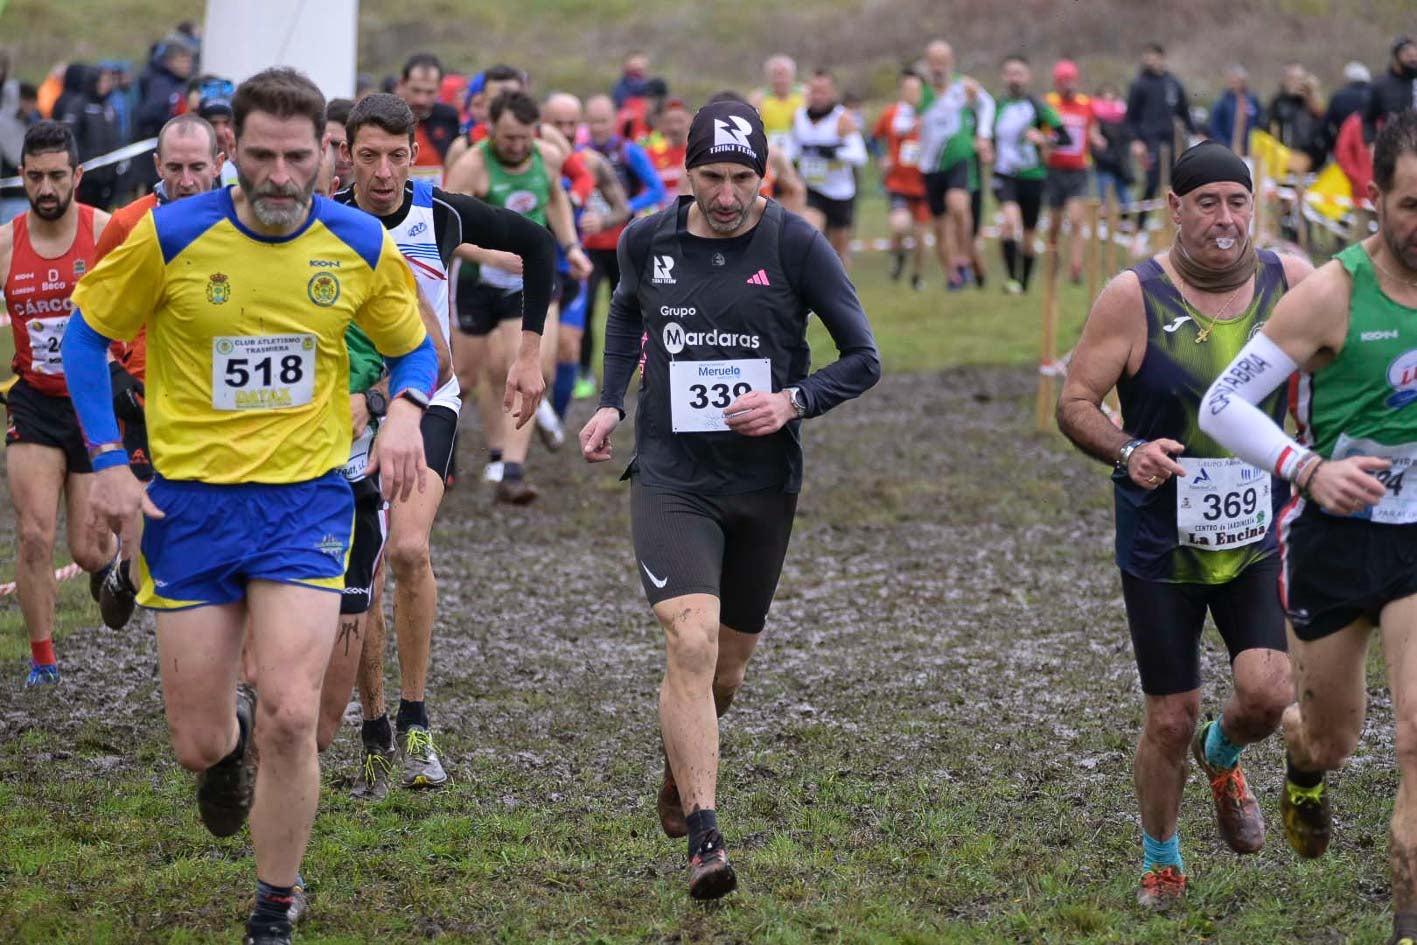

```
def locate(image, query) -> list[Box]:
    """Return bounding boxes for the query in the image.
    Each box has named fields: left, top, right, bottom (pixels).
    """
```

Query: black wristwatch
left=396, top=387, right=431, bottom=411
left=364, top=388, right=388, bottom=419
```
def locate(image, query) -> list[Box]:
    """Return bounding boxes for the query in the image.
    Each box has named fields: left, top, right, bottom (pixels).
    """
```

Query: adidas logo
left=745, top=269, right=771, bottom=286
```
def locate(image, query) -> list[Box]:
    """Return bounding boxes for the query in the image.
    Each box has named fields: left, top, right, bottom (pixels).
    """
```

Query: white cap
left=1344, top=61, right=1371, bottom=83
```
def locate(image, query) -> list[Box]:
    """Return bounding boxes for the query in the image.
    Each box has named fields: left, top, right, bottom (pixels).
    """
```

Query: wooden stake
left=1035, top=245, right=1061, bottom=432
left=1085, top=197, right=1102, bottom=305
left=1105, top=189, right=1121, bottom=276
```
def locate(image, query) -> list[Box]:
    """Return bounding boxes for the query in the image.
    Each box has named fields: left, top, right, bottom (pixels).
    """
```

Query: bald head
left=926, top=40, right=954, bottom=81
left=764, top=54, right=796, bottom=96
left=158, top=113, right=218, bottom=159
left=543, top=92, right=582, bottom=141
left=586, top=94, right=617, bottom=145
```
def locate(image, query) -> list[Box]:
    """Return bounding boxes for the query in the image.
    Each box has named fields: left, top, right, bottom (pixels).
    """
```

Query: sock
left=1001, top=239, right=1019, bottom=281
left=1142, top=830, right=1183, bottom=873
left=503, top=462, right=524, bottom=481
left=361, top=713, right=392, bottom=752
left=1395, top=911, right=1417, bottom=939
left=396, top=699, right=428, bottom=731
left=552, top=362, right=577, bottom=419
left=30, top=639, right=56, bottom=667
left=487, top=448, right=503, bottom=464
left=1021, top=253, right=1036, bottom=289
left=1204, top=717, right=1244, bottom=770
left=1286, top=753, right=1324, bottom=788
left=686, top=808, right=718, bottom=857
left=249, top=879, right=294, bottom=931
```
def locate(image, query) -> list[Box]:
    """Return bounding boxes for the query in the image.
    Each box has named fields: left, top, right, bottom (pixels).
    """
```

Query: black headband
left=685, top=102, right=767, bottom=178
left=1171, top=140, right=1252, bottom=196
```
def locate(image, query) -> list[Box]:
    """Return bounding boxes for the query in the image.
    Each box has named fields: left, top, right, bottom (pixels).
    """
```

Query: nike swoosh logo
left=641, top=561, right=668, bottom=589
left=1162, top=316, right=1194, bottom=333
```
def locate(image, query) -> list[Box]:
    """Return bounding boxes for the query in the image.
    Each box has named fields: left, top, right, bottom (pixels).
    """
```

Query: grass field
left=0, top=195, right=1403, bottom=945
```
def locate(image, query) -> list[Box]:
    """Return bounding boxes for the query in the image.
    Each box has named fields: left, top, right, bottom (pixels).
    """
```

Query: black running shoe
left=99, top=557, right=138, bottom=630
left=687, top=829, right=737, bottom=901
left=889, top=250, right=906, bottom=281
left=89, top=561, right=111, bottom=603
left=197, top=685, right=256, bottom=837
left=244, top=919, right=292, bottom=945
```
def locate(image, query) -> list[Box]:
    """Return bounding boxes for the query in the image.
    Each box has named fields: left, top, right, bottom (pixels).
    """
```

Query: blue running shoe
left=25, top=662, right=60, bottom=687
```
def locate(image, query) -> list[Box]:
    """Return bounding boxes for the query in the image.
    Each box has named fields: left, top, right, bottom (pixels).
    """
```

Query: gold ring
left=1147, top=475, right=1159, bottom=484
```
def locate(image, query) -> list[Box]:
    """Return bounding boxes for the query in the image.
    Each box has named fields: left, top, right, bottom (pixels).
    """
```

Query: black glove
left=109, top=360, right=145, bottom=424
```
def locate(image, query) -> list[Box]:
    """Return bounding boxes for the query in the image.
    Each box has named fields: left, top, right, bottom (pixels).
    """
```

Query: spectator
left=611, top=51, right=653, bottom=108
left=1126, top=43, right=1194, bottom=229
left=1324, top=61, right=1372, bottom=155
left=35, top=62, right=64, bottom=118
left=100, top=60, right=134, bottom=145
left=1208, top=65, right=1262, bottom=153
left=60, top=64, right=121, bottom=207
left=52, top=63, right=89, bottom=129
left=135, top=33, right=196, bottom=139
left=1091, top=82, right=1132, bottom=214
left=1267, top=62, right=1326, bottom=170
left=0, top=51, right=27, bottom=223
left=1364, top=35, right=1417, bottom=143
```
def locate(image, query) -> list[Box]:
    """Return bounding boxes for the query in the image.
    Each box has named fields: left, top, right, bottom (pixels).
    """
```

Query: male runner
left=66, top=68, right=438, bottom=945
left=1045, top=60, right=1104, bottom=285
left=750, top=54, right=802, bottom=150
left=1199, top=113, right=1417, bottom=945
left=918, top=40, right=995, bottom=290
left=1057, top=140, right=1309, bottom=909
left=578, top=101, right=880, bottom=899
left=786, top=69, right=867, bottom=268
left=92, top=113, right=224, bottom=629
left=397, top=53, right=461, bottom=185
left=2, top=121, right=113, bottom=687
left=872, top=70, right=929, bottom=291
left=645, top=97, right=690, bottom=209
left=195, top=77, right=242, bottom=189
left=991, top=56, right=1066, bottom=295
left=335, top=91, right=556, bottom=791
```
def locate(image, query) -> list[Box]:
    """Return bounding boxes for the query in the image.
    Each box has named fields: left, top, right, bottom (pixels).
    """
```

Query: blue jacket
left=1208, top=90, right=1262, bottom=153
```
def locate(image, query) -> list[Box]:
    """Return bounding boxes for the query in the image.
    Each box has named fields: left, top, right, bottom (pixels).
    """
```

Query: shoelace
left=363, top=752, right=392, bottom=782
left=1141, top=866, right=1185, bottom=892
left=1210, top=765, right=1250, bottom=803
left=1286, top=780, right=1325, bottom=806
left=405, top=728, right=436, bottom=759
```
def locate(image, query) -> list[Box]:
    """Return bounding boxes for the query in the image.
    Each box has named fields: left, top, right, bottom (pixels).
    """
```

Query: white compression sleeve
left=1198, top=331, right=1313, bottom=480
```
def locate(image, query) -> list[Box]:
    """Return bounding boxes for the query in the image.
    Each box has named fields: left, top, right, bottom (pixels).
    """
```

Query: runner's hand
left=580, top=211, right=605, bottom=235
left=1127, top=437, right=1187, bottom=490
left=567, top=245, right=594, bottom=281
left=366, top=398, right=427, bottom=502
left=90, top=464, right=163, bottom=535
left=579, top=407, right=620, bottom=463
left=724, top=390, right=795, bottom=437
left=504, top=348, right=546, bottom=429
left=1306, top=455, right=1390, bottom=516
left=351, top=391, right=371, bottom=438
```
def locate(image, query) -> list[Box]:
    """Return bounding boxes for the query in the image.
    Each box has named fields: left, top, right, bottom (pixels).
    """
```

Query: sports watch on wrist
left=364, top=388, right=388, bottom=419
left=1115, top=438, right=1147, bottom=471
left=396, top=388, right=430, bottom=411
left=785, top=387, right=807, bottom=419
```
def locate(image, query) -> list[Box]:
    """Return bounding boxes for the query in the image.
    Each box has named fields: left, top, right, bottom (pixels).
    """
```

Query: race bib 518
left=212, top=334, right=316, bottom=411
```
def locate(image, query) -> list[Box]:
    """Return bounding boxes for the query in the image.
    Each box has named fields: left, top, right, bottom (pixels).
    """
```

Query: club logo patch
left=308, top=272, right=340, bottom=307
left=207, top=272, right=231, bottom=305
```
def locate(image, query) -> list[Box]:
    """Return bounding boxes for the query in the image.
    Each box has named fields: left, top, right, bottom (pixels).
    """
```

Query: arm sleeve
left=69, top=212, right=165, bottom=342
left=974, top=89, right=997, bottom=139
left=786, top=221, right=882, bottom=417
left=385, top=334, right=439, bottom=399
left=60, top=312, right=126, bottom=468
left=835, top=131, right=868, bottom=167
left=439, top=189, right=555, bottom=334
left=597, top=222, right=650, bottom=417
left=624, top=143, right=667, bottom=215
left=1197, top=331, right=1311, bottom=479
left=354, top=232, right=436, bottom=396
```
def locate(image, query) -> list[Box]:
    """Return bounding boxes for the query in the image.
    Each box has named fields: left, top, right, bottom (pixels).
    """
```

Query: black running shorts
left=342, top=478, right=387, bottom=615
left=420, top=405, right=458, bottom=484
left=805, top=189, right=855, bottom=230
left=1120, top=555, right=1287, bottom=695
left=3, top=378, right=91, bottom=473
left=1281, top=499, right=1417, bottom=640
left=924, top=161, right=971, bottom=217
left=456, top=283, right=523, bottom=336
left=992, top=174, right=1044, bottom=231
left=630, top=480, right=797, bottom=634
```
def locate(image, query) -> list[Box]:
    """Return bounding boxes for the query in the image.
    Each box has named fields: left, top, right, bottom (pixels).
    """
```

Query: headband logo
left=713, top=116, right=754, bottom=151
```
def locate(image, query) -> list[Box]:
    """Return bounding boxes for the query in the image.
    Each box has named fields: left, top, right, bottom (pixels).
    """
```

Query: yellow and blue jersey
left=71, top=187, right=426, bottom=485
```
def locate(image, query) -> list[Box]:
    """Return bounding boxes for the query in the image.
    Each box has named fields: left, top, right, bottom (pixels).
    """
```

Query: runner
left=65, top=67, right=439, bottom=945
left=2, top=121, right=113, bottom=687
left=443, top=90, right=590, bottom=503
left=335, top=91, right=556, bottom=790
left=397, top=53, right=461, bottom=186
left=323, top=98, right=355, bottom=192
left=441, top=64, right=528, bottom=171
left=872, top=70, right=929, bottom=291
left=1199, top=113, right=1417, bottom=945
left=90, top=113, right=224, bottom=630
left=578, top=101, right=880, bottom=899
left=195, top=76, right=241, bottom=188
left=1057, top=140, right=1310, bottom=909
left=1045, top=60, right=1103, bottom=285
left=991, top=55, right=1066, bottom=295
left=918, top=40, right=995, bottom=290
left=577, top=94, right=665, bottom=401
left=787, top=69, right=867, bottom=268
left=750, top=54, right=803, bottom=150
left=644, top=97, right=690, bottom=209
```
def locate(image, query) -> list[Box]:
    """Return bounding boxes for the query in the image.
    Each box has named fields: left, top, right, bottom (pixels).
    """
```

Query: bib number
left=212, top=334, right=316, bottom=411
left=1176, top=457, right=1272, bottom=549
left=341, top=421, right=377, bottom=482
left=669, top=359, right=772, bottom=433
left=798, top=155, right=830, bottom=187
left=1331, top=434, right=1417, bottom=523
left=26, top=315, right=70, bottom=376
left=898, top=139, right=921, bottom=168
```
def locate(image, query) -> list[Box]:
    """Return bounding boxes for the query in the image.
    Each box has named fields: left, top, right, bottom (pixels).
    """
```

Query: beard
left=1382, top=221, right=1417, bottom=274
left=698, top=195, right=749, bottom=234
left=237, top=167, right=315, bottom=228
left=29, top=190, right=70, bottom=221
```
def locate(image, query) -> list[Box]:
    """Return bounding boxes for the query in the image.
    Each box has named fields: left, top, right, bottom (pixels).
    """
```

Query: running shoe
left=244, top=920, right=292, bottom=945
left=24, top=661, right=60, bottom=688
left=910, top=274, right=924, bottom=292
left=889, top=250, right=906, bottom=281
left=1280, top=771, right=1331, bottom=859
left=196, top=685, right=255, bottom=837
left=89, top=560, right=110, bottom=603
left=1003, top=279, right=1024, bottom=295
left=1136, top=865, right=1186, bottom=910
left=687, top=829, right=737, bottom=901
left=1388, top=934, right=1417, bottom=945
left=99, top=556, right=138, bottom=630
left=495, top=478, right=539, bottom=506
left=483, top=460, right=505, bottom=483
left=287, top=875, right=307, bottom=925
left=657, top=763, right=687, bottom=838
left=350, top=746, right=396, bottom=801
left=1191, top=720, right=1264, bottom=853
left=573, top=374, right=597, bottom=400
left=398, top=725, right=449, bottom=789
left=535, top=399, right=566, bottom=451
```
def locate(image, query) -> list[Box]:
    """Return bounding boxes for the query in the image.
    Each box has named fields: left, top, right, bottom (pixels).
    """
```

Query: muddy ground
left=0, top=366, right=1401, bottom=944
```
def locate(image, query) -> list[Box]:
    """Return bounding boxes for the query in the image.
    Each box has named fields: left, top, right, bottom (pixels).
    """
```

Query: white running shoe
left=535, top=399, right=565, bottom=451
left=483, top=460, right=505, bottom=483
